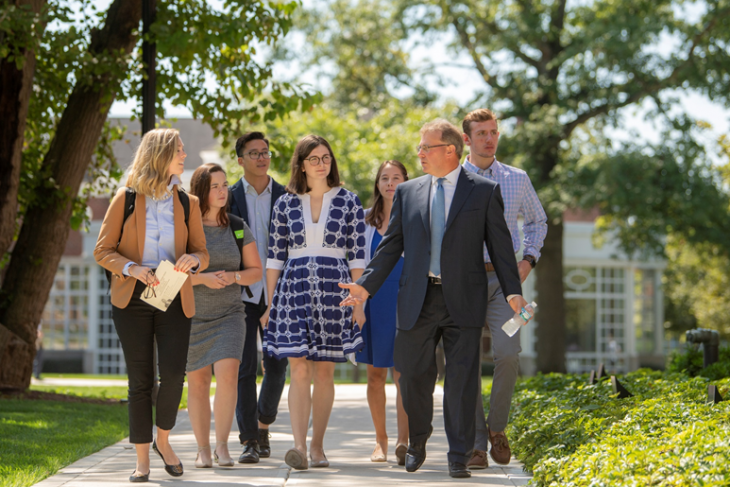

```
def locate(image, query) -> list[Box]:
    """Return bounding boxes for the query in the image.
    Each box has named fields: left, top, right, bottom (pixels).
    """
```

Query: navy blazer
left=357, top=167, right=522, bottom=330
left=228, top=176, right=287, bottom=228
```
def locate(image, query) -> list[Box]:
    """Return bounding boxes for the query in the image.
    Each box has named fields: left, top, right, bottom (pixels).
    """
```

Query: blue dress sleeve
left=267, top=196, right=289, bottom=270
left=347, top=195, right=367, bottom=269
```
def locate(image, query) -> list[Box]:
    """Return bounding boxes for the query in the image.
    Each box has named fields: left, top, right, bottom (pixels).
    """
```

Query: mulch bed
left=0, top=389, right=123, bottom=405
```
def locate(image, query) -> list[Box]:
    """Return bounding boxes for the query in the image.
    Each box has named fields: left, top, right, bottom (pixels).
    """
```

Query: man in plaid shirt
left=460, top=108, right=548, bottom=469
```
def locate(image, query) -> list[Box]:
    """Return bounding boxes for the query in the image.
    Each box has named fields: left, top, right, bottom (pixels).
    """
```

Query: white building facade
left=517, top=220, right=665, bottom=376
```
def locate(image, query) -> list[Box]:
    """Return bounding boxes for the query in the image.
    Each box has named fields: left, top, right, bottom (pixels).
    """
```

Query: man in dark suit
left=229, top=132, right=288, bottom=463
left=341, top=119, right=528, bottom=478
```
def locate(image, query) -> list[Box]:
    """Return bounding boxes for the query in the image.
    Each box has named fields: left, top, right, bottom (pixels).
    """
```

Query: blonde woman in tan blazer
left=95, top=128, right=209, bottom=483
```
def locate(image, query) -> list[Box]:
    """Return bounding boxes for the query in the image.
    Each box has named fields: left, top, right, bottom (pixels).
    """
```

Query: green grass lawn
left=0, top=398, right=129, bottom=487
left=3, top=380, right=221, bottom=487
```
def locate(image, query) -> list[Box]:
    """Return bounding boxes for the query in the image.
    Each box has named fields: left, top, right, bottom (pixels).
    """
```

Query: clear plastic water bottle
left=502, top=301, right=537, bottom=337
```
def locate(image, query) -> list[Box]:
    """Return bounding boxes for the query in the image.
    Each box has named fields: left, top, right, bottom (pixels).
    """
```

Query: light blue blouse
left=122, top=175, right=198, bottom=274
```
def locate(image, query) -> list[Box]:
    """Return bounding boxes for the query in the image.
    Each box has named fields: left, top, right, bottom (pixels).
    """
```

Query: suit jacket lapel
left=445, top=168, right=474, bottom=233
left=417, top=178, right=431, bottom=239
left=231, top=180, right=249, bottom=225
left=270, top=179, right=285, bottom=222
left=135, top=192, right=146, bottom=261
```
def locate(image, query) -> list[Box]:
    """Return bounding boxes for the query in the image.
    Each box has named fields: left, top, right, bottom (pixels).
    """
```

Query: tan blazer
left=94, top=186, right=209, bottom=318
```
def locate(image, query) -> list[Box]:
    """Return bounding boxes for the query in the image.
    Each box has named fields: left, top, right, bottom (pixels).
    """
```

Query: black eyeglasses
left=143, top=270, right=157, bottom=299
left=244, top=150, right=273, bottom=160
left=303, top=155, right=332, bottom=166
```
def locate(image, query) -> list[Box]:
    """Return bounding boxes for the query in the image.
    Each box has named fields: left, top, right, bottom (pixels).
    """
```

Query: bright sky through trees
left=95, top=0, right=728, bottom=152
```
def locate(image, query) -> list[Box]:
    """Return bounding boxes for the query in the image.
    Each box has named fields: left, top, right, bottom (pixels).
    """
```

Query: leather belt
left=428, top=276, right=442, bottom=285
left=485, top=263, right=495, bottom=272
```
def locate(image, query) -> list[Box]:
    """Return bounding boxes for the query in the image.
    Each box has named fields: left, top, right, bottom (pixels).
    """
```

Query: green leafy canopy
left=5, top=0, right=320, bottom=231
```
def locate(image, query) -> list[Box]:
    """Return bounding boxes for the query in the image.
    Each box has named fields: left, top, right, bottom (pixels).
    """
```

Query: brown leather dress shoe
left=466, top=449, right=488, bottom=469
left=488, top=428, right=511, bottom=465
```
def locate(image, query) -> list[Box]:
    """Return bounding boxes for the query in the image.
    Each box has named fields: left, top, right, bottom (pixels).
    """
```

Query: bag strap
left=105, top=188, right=137, bottom=289
left=178, top=189, right=190, bottom=227
left=228, top=214, right=253, bottom=298
left=229, top=213, right=245, bottom=261
left=120, top=187, right=137, bottom=240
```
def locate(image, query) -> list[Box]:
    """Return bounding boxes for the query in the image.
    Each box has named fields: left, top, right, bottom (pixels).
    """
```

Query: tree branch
left=450, top=16, right=495, bottom=87
left=543, top=0, right=567, bottom=73
left=471, top=15, right=543, bottom=72
left=563, top=8, right=730, bottom=138
left=563, top=90, right=646, bottom=137
left=551, top=0, right=567, bottom=34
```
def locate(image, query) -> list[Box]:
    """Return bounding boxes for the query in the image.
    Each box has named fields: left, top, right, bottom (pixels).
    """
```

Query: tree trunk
left=0, top=0, right=46, bottom=262
left=0, top=0, right=142, bottom=391
left=0, top=323, right=34, bottom=389
left=535, top=218, right=567, bottom=373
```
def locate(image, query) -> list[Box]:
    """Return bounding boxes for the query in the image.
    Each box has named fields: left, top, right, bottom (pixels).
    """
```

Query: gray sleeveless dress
left=187, top=222, right=255, bottom=372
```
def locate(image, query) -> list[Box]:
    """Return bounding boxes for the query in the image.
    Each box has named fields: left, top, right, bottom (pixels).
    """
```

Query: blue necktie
left=429, top=178, right=446, bottom=276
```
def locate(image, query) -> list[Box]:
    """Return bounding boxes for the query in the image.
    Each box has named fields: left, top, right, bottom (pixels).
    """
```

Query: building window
left=42, top=264, right=89, bottom=350
left=95, top=270, right=126, bottom=374
left=564, top=266, right=627, bottom=374
left=634, top=269, right=657, bottom=354
left=566, top=299, right=597, bottom=352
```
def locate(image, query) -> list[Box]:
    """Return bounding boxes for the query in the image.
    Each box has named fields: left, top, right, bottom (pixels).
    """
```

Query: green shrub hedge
left=667, top=345, right=730, bottom=381
left=505, top=370, right=730, bottom=486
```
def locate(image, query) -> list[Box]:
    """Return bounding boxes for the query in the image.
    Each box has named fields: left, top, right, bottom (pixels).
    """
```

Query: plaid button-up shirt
left=463, top=157, right=547, bottom=264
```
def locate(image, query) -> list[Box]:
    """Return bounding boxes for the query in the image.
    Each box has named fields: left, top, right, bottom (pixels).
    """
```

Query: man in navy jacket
left=341, top=119, right=527, bottom=479
left=229, top=132, right=287, bottom=463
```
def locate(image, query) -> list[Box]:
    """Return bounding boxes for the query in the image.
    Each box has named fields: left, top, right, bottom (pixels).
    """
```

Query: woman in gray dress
left=188, top=163, right=262, bottom=468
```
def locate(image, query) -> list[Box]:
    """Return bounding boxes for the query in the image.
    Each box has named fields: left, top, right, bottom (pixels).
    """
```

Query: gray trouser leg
left=478, top=272, right=522, bottom=443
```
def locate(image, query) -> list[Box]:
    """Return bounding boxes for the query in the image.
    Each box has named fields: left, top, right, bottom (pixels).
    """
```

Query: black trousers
left=394, top=283, right=482, bottom=465
left=236, top=297, right=288, bottom=443
left=113, top=281, right=191, bottom=444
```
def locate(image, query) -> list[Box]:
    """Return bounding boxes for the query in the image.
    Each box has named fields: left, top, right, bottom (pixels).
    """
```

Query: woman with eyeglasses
left=261, top=134, right=366, bottom=470
left=185, top=163, right=263, bottom=469
left=355, top=160, right=410, bottom=465
left=94, top=128, right=209, bottom=483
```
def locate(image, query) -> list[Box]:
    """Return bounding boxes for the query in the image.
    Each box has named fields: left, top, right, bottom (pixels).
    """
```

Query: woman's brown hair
left=286, top=135, right=341, bottom=194
left=190, top=163, right=230, bottom=227
left=365, top=160, right=409, bottom=229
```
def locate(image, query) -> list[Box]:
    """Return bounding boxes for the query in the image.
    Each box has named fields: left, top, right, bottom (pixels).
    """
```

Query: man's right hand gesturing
left=338, top=282, right=369, bottom=307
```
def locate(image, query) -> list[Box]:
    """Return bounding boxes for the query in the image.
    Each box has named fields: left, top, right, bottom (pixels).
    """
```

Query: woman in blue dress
left=262, top=135, right=366, bottom=470
left=355, top=160, right=410, bottom=465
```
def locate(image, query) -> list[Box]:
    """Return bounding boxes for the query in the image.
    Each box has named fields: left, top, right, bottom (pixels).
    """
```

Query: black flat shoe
left=448, top=462, right=471, bottom=478
left=129, top=470, right=149, bottom=483
left=152, top=440, right=184, bottom=477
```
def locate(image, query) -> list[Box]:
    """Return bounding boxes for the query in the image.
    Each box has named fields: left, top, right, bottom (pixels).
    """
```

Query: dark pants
left=113, top=281, right=191, bottom=444
left=236, top=298, right=288, bottom=443
left=394, top=283, right=482, bottom=465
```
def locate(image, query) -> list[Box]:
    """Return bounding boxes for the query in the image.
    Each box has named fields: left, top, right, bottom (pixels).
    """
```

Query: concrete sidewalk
left=34, top=384, right=531, bottom=487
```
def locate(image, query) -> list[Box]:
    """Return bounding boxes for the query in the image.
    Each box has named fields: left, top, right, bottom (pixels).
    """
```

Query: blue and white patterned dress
left=264, top=187, right=367, bottom=362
